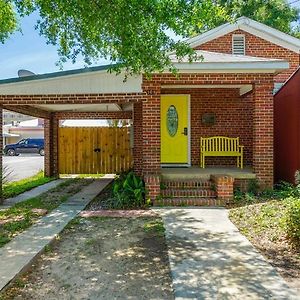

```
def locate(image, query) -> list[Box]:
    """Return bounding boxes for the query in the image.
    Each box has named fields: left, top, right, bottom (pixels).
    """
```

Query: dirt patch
left=1, top=217, right=174, bottom=300
left=80, top=210, right=157, bottom=218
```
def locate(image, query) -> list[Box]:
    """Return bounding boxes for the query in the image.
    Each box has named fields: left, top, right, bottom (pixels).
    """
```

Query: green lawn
left=3, top=171, right=54, bottom=199
left=0, top=178, right=90, bottom=248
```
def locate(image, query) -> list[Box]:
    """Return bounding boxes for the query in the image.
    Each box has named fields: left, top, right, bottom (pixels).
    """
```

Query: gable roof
left=186, top=16, right=300, bottom=53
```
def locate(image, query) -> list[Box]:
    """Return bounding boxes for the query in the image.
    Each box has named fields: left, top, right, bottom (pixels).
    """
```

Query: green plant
left=247, top=179, right=259, bottom=195
left=112, top=172, right=146, bottom=209
left=282, top=197, right=300, bottom=243
left=3, top=171, right=54, bottom=199
left=144, top=220, right=165, bottom=236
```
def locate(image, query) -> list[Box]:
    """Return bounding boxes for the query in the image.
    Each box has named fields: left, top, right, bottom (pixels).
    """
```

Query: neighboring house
left=274, top=68, right=300, bottom=184
left=4, top=118, right=44, bottom=145
left=2, top=109, right=34, bottom=125
left=0, top=16, right=299, bottom=204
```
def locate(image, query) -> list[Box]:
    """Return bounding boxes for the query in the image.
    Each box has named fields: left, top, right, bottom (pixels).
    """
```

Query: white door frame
left=160, top=94, right=191, bottom=167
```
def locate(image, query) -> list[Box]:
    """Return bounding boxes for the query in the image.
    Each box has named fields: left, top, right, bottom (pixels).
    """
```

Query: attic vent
left=232, top=34, right=245, bottom=55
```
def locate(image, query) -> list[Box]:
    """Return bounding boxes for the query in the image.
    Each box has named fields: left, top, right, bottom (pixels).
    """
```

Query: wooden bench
left=200, top=136, right=244, bottom=169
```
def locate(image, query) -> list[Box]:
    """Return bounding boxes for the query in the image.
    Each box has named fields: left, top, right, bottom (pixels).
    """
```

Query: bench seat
left=200, top=137, right=244, bottom=168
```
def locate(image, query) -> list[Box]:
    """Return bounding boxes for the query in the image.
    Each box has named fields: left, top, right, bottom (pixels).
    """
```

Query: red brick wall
left=133, top=102, right=143, bottom=175
left=162, top=88, right=253, bottom=166
left=44, top=115, right=59, bottom=177
left=196, top=29, right=300, bottom=82
left=144, top=72, right=274, bottom=187
left=0, top=93, right=145, bottom=105
left=54, top=111, right=132, bottom=120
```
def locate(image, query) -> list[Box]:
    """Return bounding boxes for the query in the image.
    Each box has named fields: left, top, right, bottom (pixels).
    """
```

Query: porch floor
left=161, top=166, right=256, bottom=180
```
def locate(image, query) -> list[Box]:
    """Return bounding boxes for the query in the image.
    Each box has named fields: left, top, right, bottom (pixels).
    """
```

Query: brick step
left=161, top=179, right=213, bottom=189
left=153, top=197, right=224, bottom=207
left=161, top=188, right=216, bottom=198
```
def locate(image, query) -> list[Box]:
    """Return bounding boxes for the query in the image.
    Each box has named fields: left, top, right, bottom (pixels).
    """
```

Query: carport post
left=44, top=114, right=59, bottom=178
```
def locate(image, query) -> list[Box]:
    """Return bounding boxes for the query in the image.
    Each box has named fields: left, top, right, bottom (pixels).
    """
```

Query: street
left=3, top=154, right=44, bottom=182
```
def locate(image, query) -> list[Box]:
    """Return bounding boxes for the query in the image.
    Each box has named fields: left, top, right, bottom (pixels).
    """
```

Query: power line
left=289, top=0, right=300, bottom=5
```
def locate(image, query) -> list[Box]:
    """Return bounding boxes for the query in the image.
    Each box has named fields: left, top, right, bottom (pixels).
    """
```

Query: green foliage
left=5, top=0, right=229, bottom=75
left=3, top=171, right=54, bottom=199
left=1, top=1, right=299, bottom=74
left=282, top=197, right=300, bottom=242
left=111, top=172, right=146, bottom=209
left=0, top=0, right=18, bottom=43
left=143, top=219, right=165, bottom=236
left=248, top=179, right=260, bottom=195
left=0, top=178, right=80, bottom=248
left=214, top=0, right=299, bottom=37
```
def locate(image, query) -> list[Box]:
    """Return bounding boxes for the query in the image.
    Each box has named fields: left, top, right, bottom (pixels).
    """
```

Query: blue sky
left=0, top=3, right=300, bottom=80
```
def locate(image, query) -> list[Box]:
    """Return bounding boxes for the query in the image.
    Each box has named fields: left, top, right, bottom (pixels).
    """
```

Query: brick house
left=0, top=16, right=299, bottom=204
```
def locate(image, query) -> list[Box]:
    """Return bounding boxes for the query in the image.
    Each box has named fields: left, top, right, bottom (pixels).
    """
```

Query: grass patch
left=229, top=198, right=300, bottom=285
left=0, top=179, right=90, bottom=248
left=229, top=199, right=286, bottom=242
left=3, top=171, right=54, bottom=199
left=144, top=219, right=165, bottom=236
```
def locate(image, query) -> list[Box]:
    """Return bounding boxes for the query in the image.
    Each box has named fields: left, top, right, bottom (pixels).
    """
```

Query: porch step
left=154, top=197, right=223, bottom=207
left=161, top=179, right=213, bottom=189
left=161, top=188, right=216, bottom=198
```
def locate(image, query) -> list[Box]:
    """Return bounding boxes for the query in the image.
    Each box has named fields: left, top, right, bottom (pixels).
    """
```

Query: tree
left=1, top=1, right=299, bottom=74
left=215, top=0, right=300, bottom=37
left=3, top=0, right=228, bottom=75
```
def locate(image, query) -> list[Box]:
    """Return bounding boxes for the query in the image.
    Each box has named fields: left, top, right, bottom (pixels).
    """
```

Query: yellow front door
left=161, top=95, right=189, bottom=164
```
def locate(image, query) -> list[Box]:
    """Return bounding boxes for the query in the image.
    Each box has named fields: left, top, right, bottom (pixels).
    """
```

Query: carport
left=0, top=66, right=146, bottom=198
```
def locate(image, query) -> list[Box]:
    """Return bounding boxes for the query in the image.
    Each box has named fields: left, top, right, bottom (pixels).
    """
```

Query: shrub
left=283, top=197, right=300, bottom=243
left=112, top=172, right=146, bottom=209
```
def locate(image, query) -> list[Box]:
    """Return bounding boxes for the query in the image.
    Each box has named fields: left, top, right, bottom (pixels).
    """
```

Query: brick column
left=253, top=82, right=274, bottom=188
left=144, top=174, right=160, bottom=202
left=44, top=114, right=59, bottom=177
left=133, top=102, right=143, bottom=176
left=0, top=107, right=3, bottom=203
left=142, top=80, right=161, bottom=199
left=211, top=174, right=234, bottom=204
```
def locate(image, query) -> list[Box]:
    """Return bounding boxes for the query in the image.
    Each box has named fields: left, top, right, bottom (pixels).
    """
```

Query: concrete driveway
left=3, top=154, right=44, bottom=182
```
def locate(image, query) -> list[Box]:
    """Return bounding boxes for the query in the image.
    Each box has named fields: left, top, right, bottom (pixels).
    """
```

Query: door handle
left=94, top=148, right=101, bottom=152
left=181, top=127, right=188, bottom=136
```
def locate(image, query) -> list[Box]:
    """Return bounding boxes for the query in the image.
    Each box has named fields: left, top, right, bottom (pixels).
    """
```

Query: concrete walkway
left=0, top=179, right=66, bottom=209
left=156, top=208, right=299, bottom=300
left=0, top=176, right=113, bottom=291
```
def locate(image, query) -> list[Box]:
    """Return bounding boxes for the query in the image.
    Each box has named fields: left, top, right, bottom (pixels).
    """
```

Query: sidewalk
left=0, top=176, right=113, bottom=291
left=0, top=179, right=66, bottom=209
left=156, top=208, right=299, bottom=300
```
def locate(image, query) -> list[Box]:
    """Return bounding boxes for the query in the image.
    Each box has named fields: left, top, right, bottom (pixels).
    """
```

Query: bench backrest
left=201, top=136, right=240, bottom=153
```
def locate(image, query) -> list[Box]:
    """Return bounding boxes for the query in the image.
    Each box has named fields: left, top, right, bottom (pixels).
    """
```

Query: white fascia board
left=187, top=17, right=300, bottom=53
left=239, top=24, right=300, bottom=53
left=0, top=71, right=143, bottom=95
left=173, top=61, right=289, bottom=73
left=187, top=22, right=237, bottom=48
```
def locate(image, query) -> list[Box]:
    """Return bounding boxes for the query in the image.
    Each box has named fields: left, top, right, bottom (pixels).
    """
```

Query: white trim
left=0, top=71, right=143, bottom=95
left=173, top=61, right=289, bottom=72
left=161, top=84, right=253, bottom=96
left=186, top=16, right=300, bottom=53
left=232, top=34, right=245, bottom=55
left=160, top=94, right=191, bottom=167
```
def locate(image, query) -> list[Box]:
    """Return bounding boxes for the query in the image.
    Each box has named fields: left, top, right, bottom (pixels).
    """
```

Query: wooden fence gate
left=58, top=127, right=132, bottom=174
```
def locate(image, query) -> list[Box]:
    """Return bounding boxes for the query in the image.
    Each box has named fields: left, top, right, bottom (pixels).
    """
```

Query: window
left=232, top=34, right=245, bottom=55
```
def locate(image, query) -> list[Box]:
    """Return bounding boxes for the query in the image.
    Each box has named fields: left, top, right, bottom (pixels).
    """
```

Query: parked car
left=4, top=138, right=45, bottom=156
